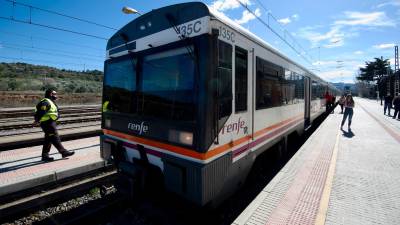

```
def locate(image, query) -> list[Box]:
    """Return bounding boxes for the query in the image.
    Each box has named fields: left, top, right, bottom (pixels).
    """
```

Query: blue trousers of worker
left=341, top=107, right=354, bottom=128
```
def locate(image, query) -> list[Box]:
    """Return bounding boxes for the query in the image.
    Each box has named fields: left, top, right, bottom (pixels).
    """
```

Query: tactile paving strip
left=234, top=114, right=341, bottom=225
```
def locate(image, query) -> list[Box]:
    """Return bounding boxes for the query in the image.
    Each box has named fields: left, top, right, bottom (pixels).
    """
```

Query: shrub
left=8, top=79, right=18, bottom=90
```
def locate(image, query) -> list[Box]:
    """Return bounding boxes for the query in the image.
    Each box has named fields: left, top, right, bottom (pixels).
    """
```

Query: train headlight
left=168, top=130, right=193, bottom=146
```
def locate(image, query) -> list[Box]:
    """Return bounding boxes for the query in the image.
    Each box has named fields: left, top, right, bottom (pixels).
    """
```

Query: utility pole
left=395, top=45, right=399, bottom=95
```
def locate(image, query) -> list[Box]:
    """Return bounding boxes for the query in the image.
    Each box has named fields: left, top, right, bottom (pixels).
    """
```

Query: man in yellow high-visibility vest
left=34, top=89, right=74, bottom=162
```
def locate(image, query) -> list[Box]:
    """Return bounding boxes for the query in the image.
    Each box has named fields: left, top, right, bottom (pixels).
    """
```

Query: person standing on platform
left=324, top=91, right=332, bottom=112
left=341, top=94, right=355, bottom=130
left=393, top=93, right=400, bottom=120
left=338, top=95, right=345, bottom=114
left=384, top=94, right=393, bottom=116
left=34, top=89, right=75, bottom=162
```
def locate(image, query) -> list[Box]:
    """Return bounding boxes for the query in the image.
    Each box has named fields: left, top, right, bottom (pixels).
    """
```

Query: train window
left=235, top=46, right=248, bottom=112
left=256, top=57, right=283, bottom=109
left=104, top=56, right=137, bottom=114
left=311, top=81, right=318, bottom=100
left=295, top=73, right=305, bottom=102
left=311, top=80, right=325, bottom=100
left=218, top=40, right=232, bottom=120
left=141, top=46, right=196, bottom=121
left=281, top=69, right=296, bottom=105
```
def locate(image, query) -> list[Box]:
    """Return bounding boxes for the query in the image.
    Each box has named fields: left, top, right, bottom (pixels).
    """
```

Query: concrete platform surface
left=233, top=97, right=400, bottom=225
left=0, top=137, right=104, bottom=196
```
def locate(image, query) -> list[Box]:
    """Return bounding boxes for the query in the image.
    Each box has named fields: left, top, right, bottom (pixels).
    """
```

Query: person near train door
left=393, top=93, right=400, bottom=120
left=324, top=91, right=332, bottom=112
left=34, top=89, right=74, bottom=162
left=340, top=94, right=355, bottom=130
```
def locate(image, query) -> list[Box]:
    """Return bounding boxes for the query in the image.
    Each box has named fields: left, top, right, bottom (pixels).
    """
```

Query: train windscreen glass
left=104, top=57, right=137, bottom=114
left=141, top=46, right=195, bottom=121
left=104, top=46, right=196, bottom=121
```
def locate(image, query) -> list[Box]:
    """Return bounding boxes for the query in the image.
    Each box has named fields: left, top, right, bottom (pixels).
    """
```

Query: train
left=100, top=2, right=339, bottom=206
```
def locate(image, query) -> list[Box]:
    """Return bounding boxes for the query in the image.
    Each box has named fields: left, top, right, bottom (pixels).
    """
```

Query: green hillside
left=0, top=62, right=103, bottom=93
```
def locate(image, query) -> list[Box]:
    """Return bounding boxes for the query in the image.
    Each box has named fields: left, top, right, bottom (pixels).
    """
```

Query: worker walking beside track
left=34, top=89, right=74, bottom=162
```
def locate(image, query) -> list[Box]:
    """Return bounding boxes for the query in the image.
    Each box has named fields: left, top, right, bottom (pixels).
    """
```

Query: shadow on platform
left=0, top=144, right=99, bottom=168
left=341, top=128, right=355, bottom=138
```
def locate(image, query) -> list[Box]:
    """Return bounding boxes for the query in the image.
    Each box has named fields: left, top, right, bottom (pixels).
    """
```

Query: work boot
left=61, top=151, right=75, bottom=158
left=42, top=155, right=54, bottom=162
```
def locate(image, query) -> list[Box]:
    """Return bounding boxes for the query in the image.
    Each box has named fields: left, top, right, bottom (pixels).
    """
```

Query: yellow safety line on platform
left=315, top=125, right=340, bottom=225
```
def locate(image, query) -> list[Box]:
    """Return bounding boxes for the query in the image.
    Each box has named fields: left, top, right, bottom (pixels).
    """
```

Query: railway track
left=0, top=105, right=102, bottom=150
left=1, top=113, right=331, bottom=225
left=0, top=105, right=100, bottom=119
left=0, top=167, right=121, bottom=224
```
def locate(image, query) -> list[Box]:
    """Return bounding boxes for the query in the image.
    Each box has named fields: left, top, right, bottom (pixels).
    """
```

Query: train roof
left=206, top=4, right=327, bottom=84
left=107, top=1, right=333, bottom=88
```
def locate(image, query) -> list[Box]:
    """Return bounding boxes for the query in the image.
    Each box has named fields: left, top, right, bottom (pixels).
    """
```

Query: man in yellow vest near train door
left=34, top=89, right=74, bottom=162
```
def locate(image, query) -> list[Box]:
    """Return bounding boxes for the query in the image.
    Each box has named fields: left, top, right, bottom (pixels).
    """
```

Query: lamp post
left=122, top=6, right=142, bottom=15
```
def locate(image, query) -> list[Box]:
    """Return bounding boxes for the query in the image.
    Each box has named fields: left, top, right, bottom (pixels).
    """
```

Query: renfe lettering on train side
left=128, top=122, right=148, bottom=135
left=220, top=117, right=247, bottom=134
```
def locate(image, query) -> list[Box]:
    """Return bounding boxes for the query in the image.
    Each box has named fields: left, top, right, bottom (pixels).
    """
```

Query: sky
left=0, top=0, right=399, bottom=84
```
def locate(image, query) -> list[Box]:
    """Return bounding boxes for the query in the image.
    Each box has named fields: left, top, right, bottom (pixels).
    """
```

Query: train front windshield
left=104, top=46, right=196, bottom=122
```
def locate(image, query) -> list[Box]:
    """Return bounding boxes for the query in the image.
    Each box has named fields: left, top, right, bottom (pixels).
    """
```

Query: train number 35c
left=177, top=20, right=202, bottom=37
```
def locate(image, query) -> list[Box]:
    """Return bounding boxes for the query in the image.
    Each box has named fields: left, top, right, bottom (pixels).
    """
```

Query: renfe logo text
left=220, top=117, right=247, bottom=135
left=128, top=122, right=148, bottom=135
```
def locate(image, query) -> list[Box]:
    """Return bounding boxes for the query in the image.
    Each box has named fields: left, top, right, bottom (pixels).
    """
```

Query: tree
left=356, top=57, right=392, bottom=83
left=357, top=57, right=392, bottom=100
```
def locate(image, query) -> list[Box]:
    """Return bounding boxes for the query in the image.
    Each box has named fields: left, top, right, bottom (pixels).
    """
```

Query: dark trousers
left=384, top=103, right=392, bottom=115
left=40, top=120, right=66, bottom=156
left=339, top=104, right=344, bottom=113
left=341, top=107, right=354, bottom=127
left=394, top=107, right=400, bottom=119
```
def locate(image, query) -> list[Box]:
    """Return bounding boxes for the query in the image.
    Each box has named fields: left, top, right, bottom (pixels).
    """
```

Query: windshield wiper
left=165, top=13, right=197, bottom=62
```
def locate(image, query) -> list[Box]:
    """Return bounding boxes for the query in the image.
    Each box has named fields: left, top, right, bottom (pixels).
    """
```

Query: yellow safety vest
left=102, top=101, right=109, bottom=112
left=36, top=98, right=58, bottom=122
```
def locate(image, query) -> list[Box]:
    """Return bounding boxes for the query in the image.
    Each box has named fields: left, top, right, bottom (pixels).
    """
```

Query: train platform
left=233, top=97, right=400, bottom=225
left=0, top=137, right=104, bottom=197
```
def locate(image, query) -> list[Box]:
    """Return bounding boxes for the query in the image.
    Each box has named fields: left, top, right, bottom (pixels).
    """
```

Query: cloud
left=354, top=50, right=364, bottom=55
left=278, top=14, right=299, bottom=25
left=234, top=8, right=261, bottom=25
left=319, top=69, right=355, bottom=81
left=210, top=0, right=252, bottom=12
left=373, top=43, right=396, bottom=49
left=292, top=14, right=299, bottom=21
left=297, top=25, right=347, bottom=48
left=334, top=11, right=396, bottom=27
left=312, top=60, right=339, bottom=66
left=377, top=0, right=400, bottom=8
left=297, top=10, right=392, bottom=49
left=278, top=17, right=291, bottom=25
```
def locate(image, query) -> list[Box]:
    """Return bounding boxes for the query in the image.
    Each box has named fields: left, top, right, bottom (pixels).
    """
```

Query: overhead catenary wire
left=0, top=16, right=109, bottom=40
left=3, top=0, right=117, bottom=31
left=1, top=45, right=104, bottom=62
left=0, top=29, right=105, bottom=52
left=0, top=41, right=105, bottom=58
left=234, top=0, right=316, bottom=68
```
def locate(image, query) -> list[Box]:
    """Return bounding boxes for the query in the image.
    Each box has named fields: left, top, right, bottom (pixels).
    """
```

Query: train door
left=304, top=77, right=311, bottom=129
left=231, top=45, right=251, bottom=154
